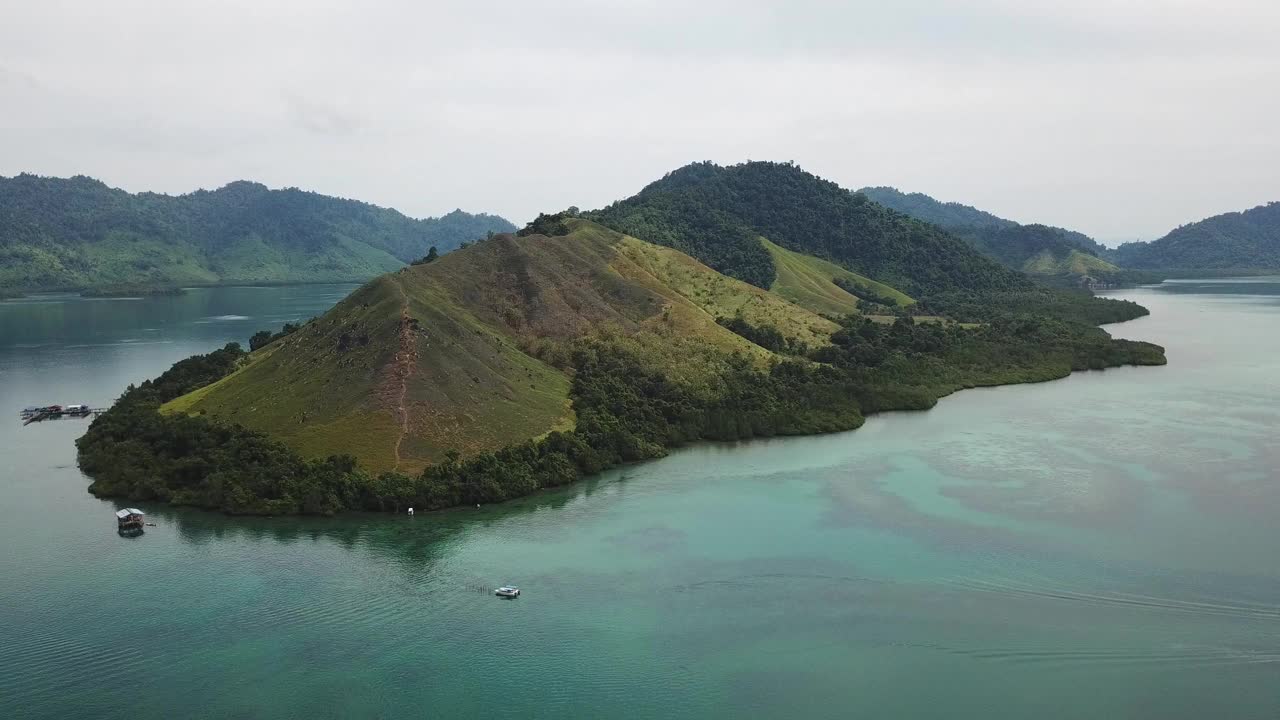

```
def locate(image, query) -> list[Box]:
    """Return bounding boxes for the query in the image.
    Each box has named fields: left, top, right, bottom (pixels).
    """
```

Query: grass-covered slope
left=587, top=161, right=1031, bottom=296
left=859, top=186, right=1116, bottom=280
left=762, top=237, right=913, bottom=315
left=1024, top=248, right=1119, bottom=276
left=0, top=174, right=515, bottom=292
left=164, top=274, right=574, bottom=475
left=1112, top=202, right=1280, bottom=272
left=163, top=220, right=840, bottom=473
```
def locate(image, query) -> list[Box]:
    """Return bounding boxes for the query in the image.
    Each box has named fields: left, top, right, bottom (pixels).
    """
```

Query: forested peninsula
left=77, top=162, right=1166, bottom=516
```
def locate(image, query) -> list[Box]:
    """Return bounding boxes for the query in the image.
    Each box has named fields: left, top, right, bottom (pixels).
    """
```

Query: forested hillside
left=587, top=161, right=1031, bottom=296
left=858, top=186, right=1117, bottom=279
left=1112, top=202, right=1280, bottom=271
left=0, top=174, right=514, bottom=292
left=857, top=187, right=1016, bottom=233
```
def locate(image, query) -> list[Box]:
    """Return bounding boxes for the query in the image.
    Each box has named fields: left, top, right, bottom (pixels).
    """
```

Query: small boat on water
left=495, top=586, right=520, bottom=598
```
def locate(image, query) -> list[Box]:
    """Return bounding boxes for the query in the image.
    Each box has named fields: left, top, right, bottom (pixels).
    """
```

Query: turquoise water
left=2, top=280, right=1280, bottom=718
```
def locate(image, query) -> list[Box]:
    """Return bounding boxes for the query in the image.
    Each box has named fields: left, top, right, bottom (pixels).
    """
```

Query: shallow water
left=2, top=280, right=1279, bottom=718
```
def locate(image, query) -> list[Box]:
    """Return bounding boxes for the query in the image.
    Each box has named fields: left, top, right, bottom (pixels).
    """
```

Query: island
left=76, top=162, right=1167, bottom=515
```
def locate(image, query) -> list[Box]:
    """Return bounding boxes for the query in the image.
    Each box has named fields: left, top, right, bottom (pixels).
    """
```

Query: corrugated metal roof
left=115, top=508, right=144, bottom=519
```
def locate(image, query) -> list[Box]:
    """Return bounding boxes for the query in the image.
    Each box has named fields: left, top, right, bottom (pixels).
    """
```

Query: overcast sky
left=2, top=1, right=1277, bottom=244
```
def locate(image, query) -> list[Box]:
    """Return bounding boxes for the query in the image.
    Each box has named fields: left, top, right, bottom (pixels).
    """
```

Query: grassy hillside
left=763, top=237, right=913, bottom=315
left=0, top=174, right=514, bottom=292
left=587, top=161, right=1031, bottom=296
left=1024, top=248, right=1119, bottom=276
left=162, top=220, right=839, bottom=474
left=859, top=186, right=1115, bottom=279
left=1112, top=202, right=1280, bottom=271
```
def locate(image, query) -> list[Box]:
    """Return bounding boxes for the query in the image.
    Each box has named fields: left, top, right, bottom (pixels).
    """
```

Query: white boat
left=495, top=586, right=520, bottom=598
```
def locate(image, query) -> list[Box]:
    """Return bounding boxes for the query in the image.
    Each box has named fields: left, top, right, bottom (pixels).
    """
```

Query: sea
left=2, top=279, right=1278, bottom=718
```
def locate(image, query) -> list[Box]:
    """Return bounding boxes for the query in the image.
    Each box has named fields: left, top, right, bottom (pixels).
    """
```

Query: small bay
left=2, top=280, right=1279, bottom=719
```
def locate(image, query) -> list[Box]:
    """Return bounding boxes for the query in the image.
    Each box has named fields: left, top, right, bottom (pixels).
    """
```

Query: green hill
left=1112, top=202, right=1280, bottom=272
left=1024, top=248, right=1120, bottom=276
left=159, top=220, right=841, bottom=474
left=0, top=174, right=514, bottom=292
left=587, top=161, right=1031, bottom=296
left=858, top=186, right=1117, bottom=279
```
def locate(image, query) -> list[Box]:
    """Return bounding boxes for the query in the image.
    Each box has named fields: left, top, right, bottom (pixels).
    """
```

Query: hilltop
left=0, top=174, right=514, bottom=292
left=79, top=206, right=1163, bottom=515
left=858, top=186, right=1118, bottom=281
left=1112, top=202, right=1280, bottom=272
left=587, top=161, right=1030, bottom=296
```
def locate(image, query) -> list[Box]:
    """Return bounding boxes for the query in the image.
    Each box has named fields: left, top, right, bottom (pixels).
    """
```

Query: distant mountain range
left=859, top=186, right=1280, bottom=278
left=1113, top=202, right=1280, bottom=272
left=858, top=186, right=1119, bottom=280
left=0, top=174, right=515, bottom=292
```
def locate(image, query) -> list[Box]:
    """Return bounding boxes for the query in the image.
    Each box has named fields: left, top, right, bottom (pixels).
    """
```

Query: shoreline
left=84, top=341, right=1165, bottom=519
left=87, top=342, right=1168, bottom=525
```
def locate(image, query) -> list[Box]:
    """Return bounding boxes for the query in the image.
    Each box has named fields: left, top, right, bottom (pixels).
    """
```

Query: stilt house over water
left=115, top=508, right=145, bottom=533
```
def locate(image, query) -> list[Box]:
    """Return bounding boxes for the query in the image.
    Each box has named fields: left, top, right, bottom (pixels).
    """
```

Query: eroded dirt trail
left=392, top=282, right=417, bottom=471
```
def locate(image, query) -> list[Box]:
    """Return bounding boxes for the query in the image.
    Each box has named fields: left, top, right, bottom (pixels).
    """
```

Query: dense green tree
left=410, top=246, right=439, bottom=265
left=517, top=208, right=578, bottom=237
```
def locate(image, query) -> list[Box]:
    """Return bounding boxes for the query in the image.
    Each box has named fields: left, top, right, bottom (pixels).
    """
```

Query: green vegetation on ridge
left=1113, top=202, right=1280, bottom=272
left=0, top=174, right=515, bottom=292
left=858, top=186, right=1119, bottom=281
left=588, top=161, right=1031, bottom=296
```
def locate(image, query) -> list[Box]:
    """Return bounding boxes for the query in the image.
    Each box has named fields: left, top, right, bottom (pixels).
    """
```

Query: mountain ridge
left=858, top=186, right=1117, bottom=279
left=587, top=161, right=1031, bottom=296
left=0, top=173, right=515, bottom=292
left=1112, top=201, right=1280, bottom=271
